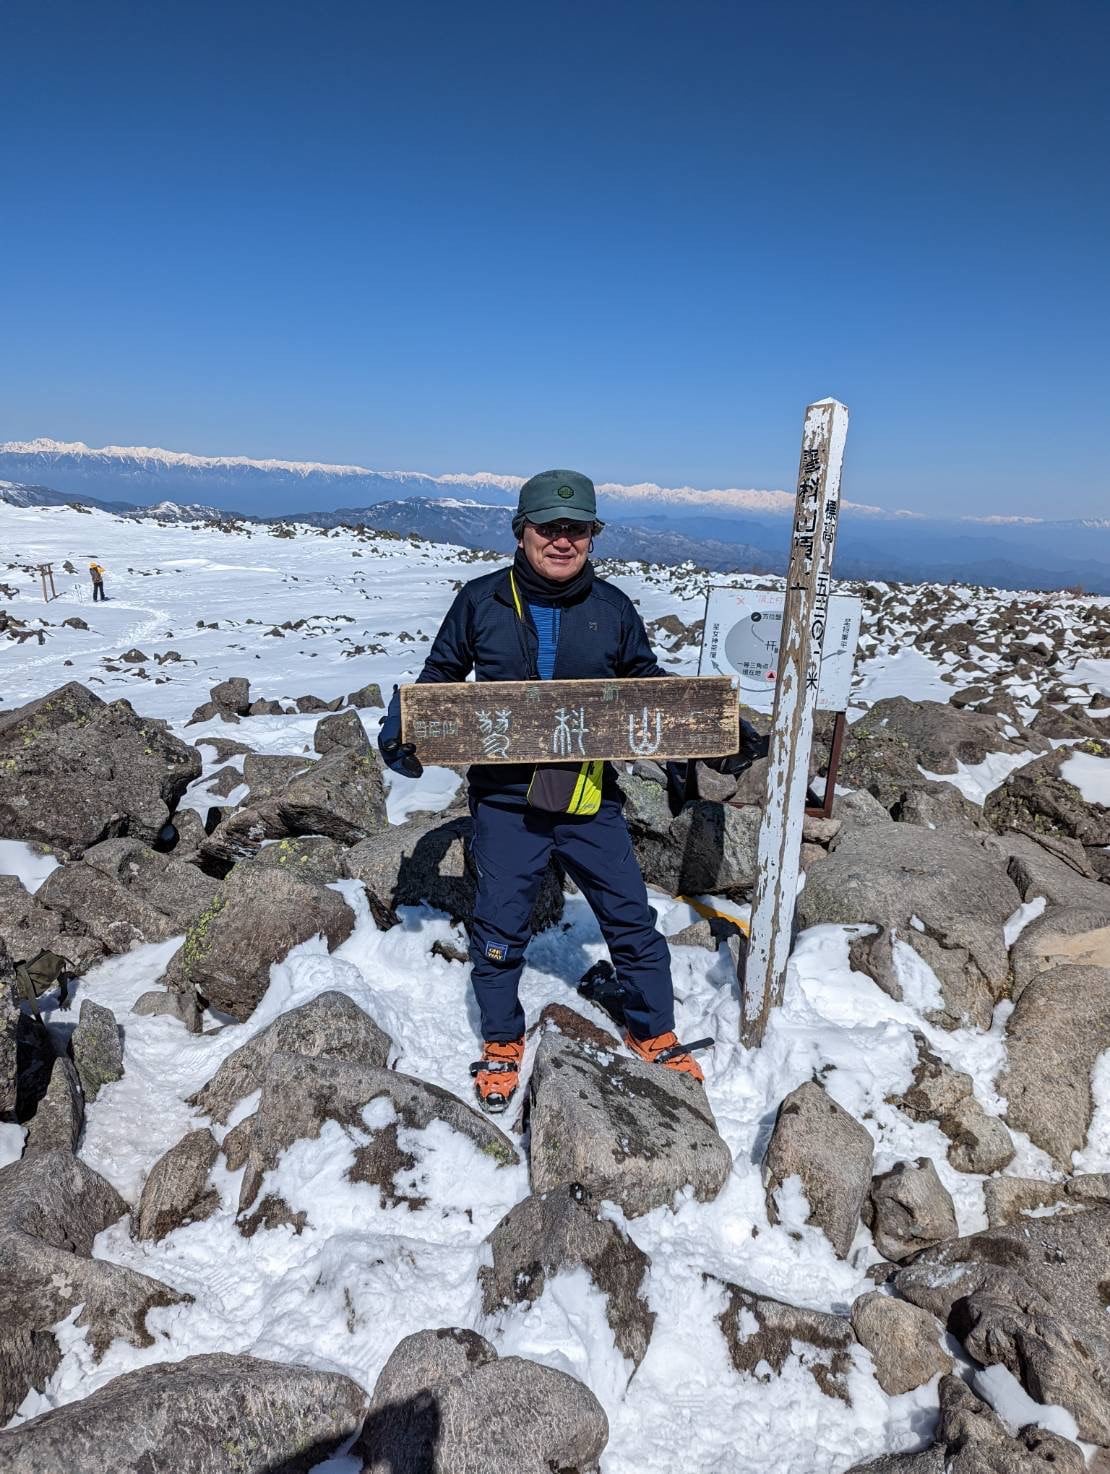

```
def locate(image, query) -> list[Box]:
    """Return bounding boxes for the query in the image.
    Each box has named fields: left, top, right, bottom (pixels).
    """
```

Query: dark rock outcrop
left=189, top=990, right=392, bottom=1123
left=528, top=1028, right=731, bottom=1217
left=895, top=1210, right=1110, bottom=1444
left=1000, top=964, right=1110, bottom=1167
left=166, top=860, right=355, bottom=1021
left=357, top=1328, right=608, bottom=1474
left=237, top=1053, right=516, bottom=1226
left=763, top=1080, right=873, bottom=1259
left=480, top=1182, right=655, bottom=1371
left=0, top=1352, right=368, bottom=1474
left=0, top=682, right=201, bottom=857
left=135, top=1129, right=220, bottom=1241
left=0, top=1151, right=185, bottom=1422
left=717, top=1281, right=856, bottom=1402
left=798, top=825, right=1020, bottom=1028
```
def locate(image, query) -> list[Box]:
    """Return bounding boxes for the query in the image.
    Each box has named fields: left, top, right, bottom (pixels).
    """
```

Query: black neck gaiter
left=510, top=547, right=595, bottom=607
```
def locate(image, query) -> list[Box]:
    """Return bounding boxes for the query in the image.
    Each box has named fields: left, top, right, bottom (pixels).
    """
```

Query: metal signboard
left=698, top=587, right=862, bottom=712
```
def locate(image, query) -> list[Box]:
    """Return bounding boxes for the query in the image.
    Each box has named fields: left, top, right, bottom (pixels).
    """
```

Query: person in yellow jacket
left=88, top=560, right=107, bottom=602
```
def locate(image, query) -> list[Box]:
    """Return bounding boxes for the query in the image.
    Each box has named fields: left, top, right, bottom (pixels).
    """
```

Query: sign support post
left=741, top=398, right=849, bottom=1048
left=37, top=564, right=57, bottom=603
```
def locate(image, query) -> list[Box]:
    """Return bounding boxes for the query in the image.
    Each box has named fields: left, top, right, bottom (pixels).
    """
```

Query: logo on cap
left=557, top=485, right=575, bottom=499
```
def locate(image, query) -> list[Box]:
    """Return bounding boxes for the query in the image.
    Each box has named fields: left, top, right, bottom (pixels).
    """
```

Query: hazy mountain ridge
left=2, top=438, right=1109, bottom=592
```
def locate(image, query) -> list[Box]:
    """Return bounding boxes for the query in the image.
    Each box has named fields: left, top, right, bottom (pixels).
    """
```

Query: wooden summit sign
left=400, top=677, right=738, bottom=765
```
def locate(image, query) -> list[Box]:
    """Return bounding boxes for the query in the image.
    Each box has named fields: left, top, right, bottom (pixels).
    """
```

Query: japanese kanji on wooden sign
left=400, top=676, right=738, bottom=765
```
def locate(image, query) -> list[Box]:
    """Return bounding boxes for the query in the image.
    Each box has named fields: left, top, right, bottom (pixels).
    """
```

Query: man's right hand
left=378, top=686, right=424, bottom=779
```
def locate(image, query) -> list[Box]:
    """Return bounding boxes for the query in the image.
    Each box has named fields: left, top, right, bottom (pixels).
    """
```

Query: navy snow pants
left=468, top=796, right=674, bottom=1043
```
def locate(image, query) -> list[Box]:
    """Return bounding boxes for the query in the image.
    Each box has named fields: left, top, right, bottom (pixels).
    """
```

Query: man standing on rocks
left=379, top=469, right=716, bottom=1113
left=88, top=559, right=107, bottom=601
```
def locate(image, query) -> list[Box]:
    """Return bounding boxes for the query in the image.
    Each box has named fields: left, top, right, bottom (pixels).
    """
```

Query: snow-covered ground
left=2, top=503, right=1109, bottom=1472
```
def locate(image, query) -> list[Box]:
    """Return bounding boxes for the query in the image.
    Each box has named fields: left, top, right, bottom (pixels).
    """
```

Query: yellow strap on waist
left=567, top=760, right=604, bottom=816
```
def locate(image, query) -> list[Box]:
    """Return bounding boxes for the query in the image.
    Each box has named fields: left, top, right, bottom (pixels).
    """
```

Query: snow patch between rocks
left=1060, top=748, right=1110, bottom=806
left=918, top=749, right=1037, bottom=805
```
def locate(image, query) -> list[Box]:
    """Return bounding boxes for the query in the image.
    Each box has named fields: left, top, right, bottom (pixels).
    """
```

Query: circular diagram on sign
left=723, top=607, right=783, bottom=699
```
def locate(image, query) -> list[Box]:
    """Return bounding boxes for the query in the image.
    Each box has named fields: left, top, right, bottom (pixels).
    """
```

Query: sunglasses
left=527, top=519, right=598, bottom=540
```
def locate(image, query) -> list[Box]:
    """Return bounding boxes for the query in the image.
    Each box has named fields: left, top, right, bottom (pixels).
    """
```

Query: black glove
left=378, top=686, right=424, bottom=779
left=702, top=717, right=769, bottom=777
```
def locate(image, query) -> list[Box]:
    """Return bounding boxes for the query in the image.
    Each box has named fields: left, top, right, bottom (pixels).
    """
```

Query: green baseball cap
left=514, top=469, right=599, bottom=527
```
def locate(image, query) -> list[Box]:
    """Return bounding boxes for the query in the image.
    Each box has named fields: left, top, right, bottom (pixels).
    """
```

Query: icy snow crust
left=2, top=503, right=1108, bottom=1470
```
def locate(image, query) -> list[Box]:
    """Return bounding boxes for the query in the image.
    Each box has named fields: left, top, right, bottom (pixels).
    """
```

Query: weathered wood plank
left=400, top=676, right=738, bottom=764
left=743, top=398, right=849, bottom=1048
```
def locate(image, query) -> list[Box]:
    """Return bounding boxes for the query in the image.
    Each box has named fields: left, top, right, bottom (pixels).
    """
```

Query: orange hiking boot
left=470, top=1038, right=525, bottom=1114
left=624, top=1030, right=708, bottom=1084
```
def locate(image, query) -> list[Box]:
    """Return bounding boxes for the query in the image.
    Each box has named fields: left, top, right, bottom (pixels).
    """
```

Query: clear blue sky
left=3, top=0, right=1107, bottom=516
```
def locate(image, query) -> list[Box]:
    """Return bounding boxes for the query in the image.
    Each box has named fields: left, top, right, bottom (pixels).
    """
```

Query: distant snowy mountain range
left=2, top=439, right=1109, bottom=592
left=0, top=438, right=809, bottom=518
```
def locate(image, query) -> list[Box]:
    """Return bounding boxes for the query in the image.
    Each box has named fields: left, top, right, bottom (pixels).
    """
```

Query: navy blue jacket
left=417, top=565, right=667, bottom=799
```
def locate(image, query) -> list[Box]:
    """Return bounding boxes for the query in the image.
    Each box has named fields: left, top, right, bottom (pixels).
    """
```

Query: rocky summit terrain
left=0, top=500, right=1108, bottom=1473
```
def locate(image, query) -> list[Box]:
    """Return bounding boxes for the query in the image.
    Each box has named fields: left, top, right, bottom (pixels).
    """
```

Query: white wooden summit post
left=742, top=397, right=850, bottom=1047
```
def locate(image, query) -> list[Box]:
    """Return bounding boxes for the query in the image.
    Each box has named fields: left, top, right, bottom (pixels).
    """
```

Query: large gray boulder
left=0, top=682, right=201, bottom=857
left=196, top=800, right=289, bottom=868
left=849, top=1291, right=952, bottom=1395
left=357, top=1328, right=608, bottom=1474
left=985, top=742, right=1110, bottom=848
left=0, top=1352, right=368, bottom=1474
left=189, top=990, right=392, bottom=1123
left=237, top=1052, right=516, bottom=1228
left=479, top=1182, right=655, bottom=1371
left=344, top=814, right=564, bottom=932
left=798, top=825, right=1020, bottom=1029
left=0, top=1151, right=185, bottom=1422
left=763, top=1080, right=873, bottom=1259
left=198, top=749, right=389, bottom=870
left=990, top=829, right=1110, bottom=911
left=895, top=1209, right=1110, bottom=1444
left=165, top=859, right=356, bottom=1021
left=0, top=872, right=107, bottom=976
left=528, top=1028, right=731, bottom=1217
left=23, top=1054, right=84, bottom=1153
left=1000, top=964, right=1110, bottom=1167
left=271, top=748, right=389, bottom=844
left=314, top=708, right=371, bottom=756
left=716, top=1281, right=855, bottom=1401
left=835, top=787, right=895, bottom=833
left=666, top=800, right=763, bottom=894
left=34, top=860, right=182, bottom=955
left=617, top=770, right=762, bottom=895
left=837, top=696, right=1043, bottom=811
left=892, top=780, right=985, bottom=831
left=135, top=1129, right=220, bottom=1242
left=347, top=681, right=384, bottom=709
left=71, top=999, right=123, bottom=1101
left=64, top=836, right=219, bottom=931
left=864, top=1158, right=958, bottom=1262
left=210, top=675, right=252, bottom=714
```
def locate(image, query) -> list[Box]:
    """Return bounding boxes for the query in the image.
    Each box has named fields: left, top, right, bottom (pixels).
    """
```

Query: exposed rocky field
left=0, top=501, right=1108, bottom=1473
